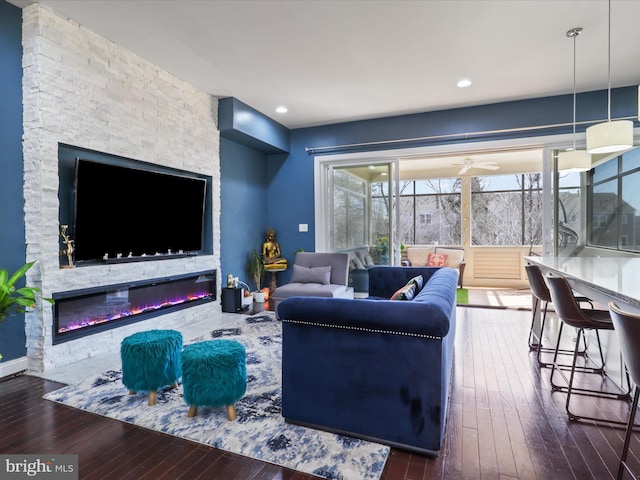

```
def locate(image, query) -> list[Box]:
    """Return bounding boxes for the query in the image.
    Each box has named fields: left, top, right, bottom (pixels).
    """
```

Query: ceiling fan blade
left=476, top=164, right=499, bottom=170
left=458, top=166, right=470, bottom=175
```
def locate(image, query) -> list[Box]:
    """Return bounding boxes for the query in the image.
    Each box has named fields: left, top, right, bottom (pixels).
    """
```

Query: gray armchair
left=273, top=252, right=354, bottom=313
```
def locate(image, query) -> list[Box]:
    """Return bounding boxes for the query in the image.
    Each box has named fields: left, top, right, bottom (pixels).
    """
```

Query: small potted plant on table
left=246, top=250, right=265, bottom=303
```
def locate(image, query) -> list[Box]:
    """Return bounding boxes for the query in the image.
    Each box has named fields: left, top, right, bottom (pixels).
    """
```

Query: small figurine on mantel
left=59, top=224, right=75, bottom=268
left=262, top=228, right=287, bottom=270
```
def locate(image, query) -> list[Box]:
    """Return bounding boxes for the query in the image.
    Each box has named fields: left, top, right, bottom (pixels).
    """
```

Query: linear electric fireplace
left=52, top=270, right=216, bottom=344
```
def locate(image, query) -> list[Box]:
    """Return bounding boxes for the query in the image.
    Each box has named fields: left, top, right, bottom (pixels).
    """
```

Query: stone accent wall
left=21, top=4, right=221, bottom=371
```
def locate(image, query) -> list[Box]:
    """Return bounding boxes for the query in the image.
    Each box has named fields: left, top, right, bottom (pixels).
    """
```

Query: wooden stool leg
left=187, top=405, right=197, bottom=418
left=129, top=390, right=136, bottom=395
left=148, top=391, right=157, bottom=406
left=226, top=404, right=237, bottom=421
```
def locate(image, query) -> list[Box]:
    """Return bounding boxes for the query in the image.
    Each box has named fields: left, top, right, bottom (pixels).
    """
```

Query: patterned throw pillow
left=390, top=283, right=416, bottom=301
left=407, top=275, right=424, bottom=293
left=427, top=253, right=447, bottom=267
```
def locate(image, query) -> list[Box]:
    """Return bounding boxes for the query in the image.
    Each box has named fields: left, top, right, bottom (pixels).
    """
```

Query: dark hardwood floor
left=1, top=307, right=639, bottom=479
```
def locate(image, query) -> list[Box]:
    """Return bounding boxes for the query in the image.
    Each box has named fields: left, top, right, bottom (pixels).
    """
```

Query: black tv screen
left=73, top=159, right=207, bottom=263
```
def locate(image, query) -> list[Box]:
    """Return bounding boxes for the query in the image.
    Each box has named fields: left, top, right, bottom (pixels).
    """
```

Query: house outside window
left=396, top=178, right=461, bottom=245
left=419, top=212, right=432, bottom=225
left=588, top=147, right=640, bottom=251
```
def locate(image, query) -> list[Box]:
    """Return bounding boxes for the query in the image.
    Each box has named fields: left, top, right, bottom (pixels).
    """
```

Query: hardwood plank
left=2, top=306, right=637, bottom=479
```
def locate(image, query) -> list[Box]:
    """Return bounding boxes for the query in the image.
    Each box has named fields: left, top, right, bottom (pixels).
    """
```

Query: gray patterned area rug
left=43, top=314, right=389, bottom=480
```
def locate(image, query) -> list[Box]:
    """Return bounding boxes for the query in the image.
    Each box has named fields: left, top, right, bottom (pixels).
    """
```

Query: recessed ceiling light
left=276, top=106, right=288, bottom=114
left=457, top=79, right=472, bottom=88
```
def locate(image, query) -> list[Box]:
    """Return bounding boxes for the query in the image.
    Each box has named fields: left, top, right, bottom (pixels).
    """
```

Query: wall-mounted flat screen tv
left=73, top=159, right=207, bottom=263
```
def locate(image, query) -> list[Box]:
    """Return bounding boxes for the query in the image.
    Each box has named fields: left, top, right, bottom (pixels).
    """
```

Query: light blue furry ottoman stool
left=181, top=339, right=247, bottom=420
left=120, top=329, right=183, bottom=406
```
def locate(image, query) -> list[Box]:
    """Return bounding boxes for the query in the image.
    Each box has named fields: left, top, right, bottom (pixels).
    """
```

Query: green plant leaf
left=7, top=261, right=35, bottom=287
left=0, top=261, right=53, bottom=320
left=15, top=297, right=36, bottom=307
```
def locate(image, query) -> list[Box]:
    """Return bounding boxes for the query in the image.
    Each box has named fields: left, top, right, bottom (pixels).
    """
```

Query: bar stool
left=546, top=274, right=630, bottom=422
left=525, top=264, right=591, bottom=367
left=608, top=302, right=640, bottom=480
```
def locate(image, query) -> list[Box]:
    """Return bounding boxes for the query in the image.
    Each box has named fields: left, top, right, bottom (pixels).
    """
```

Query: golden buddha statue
left=262, top=228, right=287, bottom=269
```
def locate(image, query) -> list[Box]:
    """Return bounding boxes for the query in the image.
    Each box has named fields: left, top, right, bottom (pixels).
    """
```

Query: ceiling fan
left=453, top=157, right=500, bottom=175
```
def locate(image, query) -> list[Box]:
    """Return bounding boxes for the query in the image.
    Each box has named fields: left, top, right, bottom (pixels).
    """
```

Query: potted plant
left=246, top=250, right=265, bottom=303
left=0, top=261, right=54, bottom=360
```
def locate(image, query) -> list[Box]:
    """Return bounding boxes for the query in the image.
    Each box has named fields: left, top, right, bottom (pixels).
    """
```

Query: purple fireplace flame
left=53, top=270, right=216, bottom=343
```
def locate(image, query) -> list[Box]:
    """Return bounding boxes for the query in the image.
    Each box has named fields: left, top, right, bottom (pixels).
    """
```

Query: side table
left=265, top=267, right=286, bottom=299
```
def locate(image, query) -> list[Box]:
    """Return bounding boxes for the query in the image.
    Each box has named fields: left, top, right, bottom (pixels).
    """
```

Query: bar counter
left=525, top=255, right=640, bottom=389
left=525, top=255, right=640, bottom=313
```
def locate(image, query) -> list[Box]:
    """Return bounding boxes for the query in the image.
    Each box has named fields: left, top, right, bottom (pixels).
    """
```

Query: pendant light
left=586, top=0, right=633, bottom=154
left=558, top=27, right=591, bottom=173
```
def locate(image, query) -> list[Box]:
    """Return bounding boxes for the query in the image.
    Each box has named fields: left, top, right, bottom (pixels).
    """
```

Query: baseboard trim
left=0, top=356, right=28, bottom=380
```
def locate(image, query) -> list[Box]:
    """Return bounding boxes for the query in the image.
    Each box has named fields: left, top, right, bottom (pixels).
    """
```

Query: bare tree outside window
left=471, top=174, right=542, bottom=246
left=333, top=169, right=366, bottom=250
left=396, top=178, right=461, bottom=245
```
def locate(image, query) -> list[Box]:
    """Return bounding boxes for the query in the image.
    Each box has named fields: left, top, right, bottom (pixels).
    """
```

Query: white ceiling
left=8, top=0, right=640, bottom=130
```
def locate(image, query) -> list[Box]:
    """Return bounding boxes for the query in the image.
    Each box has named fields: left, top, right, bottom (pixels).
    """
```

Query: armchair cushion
left=435, top=248, right=464, bottom=268
left=290, top=265, right=332, bottom=284
left=273, top=252, right=354, bottom=313
left=406, top=247, right=435, bottom=266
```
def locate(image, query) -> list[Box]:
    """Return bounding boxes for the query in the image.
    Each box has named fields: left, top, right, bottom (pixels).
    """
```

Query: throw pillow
left=351, top=255, right=365, bottom=270
left=291, top=265, right=332, bottom=284
left=408, top=274, right=424, bottom=293
left=427, top=253, right=447, bottom=267
left=390, top=283, right=416, bottom=301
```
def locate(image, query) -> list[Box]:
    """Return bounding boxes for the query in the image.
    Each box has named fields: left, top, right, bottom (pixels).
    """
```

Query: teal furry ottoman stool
left=120, top=329, right=183, bottom=406
left=181, top=340, right=247, bottom=420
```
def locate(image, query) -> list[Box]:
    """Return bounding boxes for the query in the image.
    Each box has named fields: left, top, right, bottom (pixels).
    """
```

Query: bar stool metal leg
left=618, top=386, right=640, bottom=480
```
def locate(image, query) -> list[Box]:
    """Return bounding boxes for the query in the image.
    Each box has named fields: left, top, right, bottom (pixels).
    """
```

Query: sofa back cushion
left=368, top=266, right=438, bottom=299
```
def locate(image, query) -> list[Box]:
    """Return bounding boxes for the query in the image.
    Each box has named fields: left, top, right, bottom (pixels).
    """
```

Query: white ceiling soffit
left=8, top=0, right=640, bottom=129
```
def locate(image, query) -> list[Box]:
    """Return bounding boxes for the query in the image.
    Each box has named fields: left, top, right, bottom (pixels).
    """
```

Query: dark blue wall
left=220, top=138, right=270, bottom=289
left=0, top=0, right=27, bottom=361
left=266, top=87, right=638, bottom=284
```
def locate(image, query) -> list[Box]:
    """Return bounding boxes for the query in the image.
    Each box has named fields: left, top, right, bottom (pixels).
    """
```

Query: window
left=397, top=178, right=461, bottom=245
left=556, top=169, right=583, bottom=254
left=588, top=147, right=640, bottom=252
left=332, top=169, right=366, bottom=249
left=419, top=213, right=432, bottom=225
left=471, top=173, right=542, bottom=246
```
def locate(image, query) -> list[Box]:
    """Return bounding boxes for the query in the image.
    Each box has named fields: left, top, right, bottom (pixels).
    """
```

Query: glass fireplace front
left=52, top=270, right=216, bottom=344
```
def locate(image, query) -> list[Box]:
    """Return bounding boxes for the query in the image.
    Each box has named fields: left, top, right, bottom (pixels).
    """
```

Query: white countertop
left=525, top=255, right=640, bottom=309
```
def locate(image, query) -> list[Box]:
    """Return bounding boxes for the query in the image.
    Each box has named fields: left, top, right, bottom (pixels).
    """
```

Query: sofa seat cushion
left=274, top=282, right=349, bottom=299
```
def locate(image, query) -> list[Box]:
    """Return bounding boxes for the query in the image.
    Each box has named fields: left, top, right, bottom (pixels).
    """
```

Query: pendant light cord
left=607, top=0, right=612, bottom=122
left=566, top=27, right=583, bottom=150
left=572, top=31, right=577, bottom=149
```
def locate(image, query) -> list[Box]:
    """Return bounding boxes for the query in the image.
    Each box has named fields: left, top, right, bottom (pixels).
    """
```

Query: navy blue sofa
left=277, top=266, right=457, bottom=456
